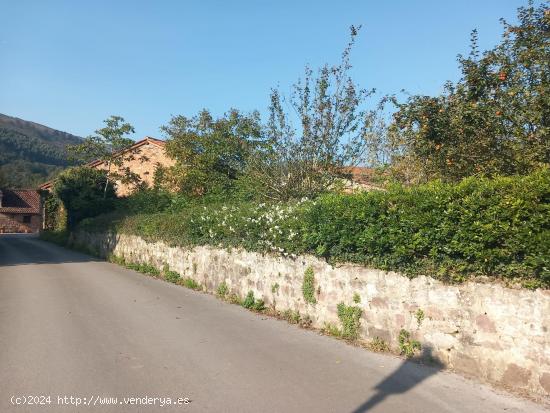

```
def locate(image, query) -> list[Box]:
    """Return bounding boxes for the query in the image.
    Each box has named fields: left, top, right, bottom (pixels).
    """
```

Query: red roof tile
left=0, top=189, right=41, bottom=214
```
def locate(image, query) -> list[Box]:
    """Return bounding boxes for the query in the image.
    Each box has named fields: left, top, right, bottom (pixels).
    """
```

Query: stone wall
left=72, top=231, right=550, bottom=398
left=0, top=213, right=41, bottom=233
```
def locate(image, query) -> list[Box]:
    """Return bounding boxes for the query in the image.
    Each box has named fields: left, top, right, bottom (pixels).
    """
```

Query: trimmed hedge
left=78, top=170, right=549, bottom=288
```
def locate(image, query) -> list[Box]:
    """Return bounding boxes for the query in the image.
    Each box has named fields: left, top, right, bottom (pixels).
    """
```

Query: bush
left=53, top=167, right=116, bottom=229
left=302, top=170, right=549, bottom=286
left=76, top=170, right=550, bottom=288
left=116, top=189, right=173, bottom=214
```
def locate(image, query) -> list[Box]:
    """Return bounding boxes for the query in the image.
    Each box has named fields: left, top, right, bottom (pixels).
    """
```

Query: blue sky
left=0, top=0, right=528, bottom=139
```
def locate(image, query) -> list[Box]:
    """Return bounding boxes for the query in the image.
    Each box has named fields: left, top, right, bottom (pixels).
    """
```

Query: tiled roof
left=345, top=166, right=376, bottom=185
left=0, top=189, right=41, bottom=214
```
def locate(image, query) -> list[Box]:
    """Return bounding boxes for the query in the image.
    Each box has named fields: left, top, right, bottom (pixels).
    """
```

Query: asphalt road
left=0, top=234, right=545, bottom=413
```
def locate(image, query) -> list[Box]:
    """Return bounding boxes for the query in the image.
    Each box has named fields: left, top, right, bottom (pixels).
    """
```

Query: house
left=0, top=189, right=42, bottom=233
left=40, top=136, right=175, bottom=197
left=342, top=166, right=383, bottom=192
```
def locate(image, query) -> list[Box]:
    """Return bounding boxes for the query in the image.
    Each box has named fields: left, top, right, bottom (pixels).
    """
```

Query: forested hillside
left=0, top=113, right=81, bottom=188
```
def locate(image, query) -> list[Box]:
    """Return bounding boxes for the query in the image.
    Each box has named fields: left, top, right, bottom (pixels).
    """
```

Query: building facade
left=40, top=137, right=175, bottom=197
left=0, top=189, right=42, bottom=233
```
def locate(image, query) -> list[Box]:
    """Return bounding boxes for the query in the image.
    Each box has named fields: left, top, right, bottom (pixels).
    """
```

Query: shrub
left=117, top=189, right=173, bottom=214
left=76, top=170, right=550, bottom=287
left=302, top=170, right=550, bottom=287
left=337, top=303, right=362, bottom=340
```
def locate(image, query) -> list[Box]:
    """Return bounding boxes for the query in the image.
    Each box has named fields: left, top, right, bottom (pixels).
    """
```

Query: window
left=22, top=215, right=31, bottom=223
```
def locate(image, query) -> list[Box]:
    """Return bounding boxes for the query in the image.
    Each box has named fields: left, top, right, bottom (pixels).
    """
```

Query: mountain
left=0, top=113, right=82, bottom=188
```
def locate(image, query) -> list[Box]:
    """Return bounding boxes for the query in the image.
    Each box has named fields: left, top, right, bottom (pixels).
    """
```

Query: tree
left=160, top=109, right=262, bottom=197
left=245, top=26, right=384, bottom=200
left=68, top=116, right=137, bottom=198
left=53, top=167, right=116, bottom=229
left=391, top=1, right=549, bottom=183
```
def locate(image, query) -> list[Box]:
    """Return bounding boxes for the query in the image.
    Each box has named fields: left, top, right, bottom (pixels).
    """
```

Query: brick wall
left=93, top=142, right=175, bottom=196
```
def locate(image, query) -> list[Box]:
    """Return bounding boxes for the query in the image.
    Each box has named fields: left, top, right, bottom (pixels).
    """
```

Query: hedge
left=78, top=170, right=549, bottom=288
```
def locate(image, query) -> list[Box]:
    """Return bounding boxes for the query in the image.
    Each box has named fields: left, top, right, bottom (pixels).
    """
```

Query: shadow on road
left=351, top=346, right=444, bottom=413
left=0, top=234, right=100, bottom=266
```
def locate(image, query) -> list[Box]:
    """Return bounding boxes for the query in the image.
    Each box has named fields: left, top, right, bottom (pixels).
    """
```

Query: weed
left=253, top=299, right=266, bottom=312
left=216, top=282, right=229, bottom=297
left=108, top=254, right=126, bottom=265
left=282, top=309, right=301, bottom=324
left=398, top=329, right=421, bottom=357
left=337, top=302, right=362, bottom=340
left=164, top=270, right=181, bottom=284
left=242, top=291, right=265, bottom=311
left=369, top=337, right=390, bottom=352
left=227, top=293, right=241, bottom=305
left=182, top=277, right=201, bottom=290
left=302, top=266, right=317, bottom=304
left=271, top=283, right=280, bottom=294
left=242, top=291, right=256, bottom=309
left=353, top=293, right=361, bottom=304
left=415, top=309, right=425, bottom=327
left=323, top=322, right=341, bottom=337
left=299, top=314, right=313, bottom=328
left=126, top=262, right=160, bottom=276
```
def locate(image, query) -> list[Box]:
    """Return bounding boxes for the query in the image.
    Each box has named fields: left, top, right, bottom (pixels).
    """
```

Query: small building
left=40, top=136, right=175, bottom=197
left=0, top=189, right=42, bottom=233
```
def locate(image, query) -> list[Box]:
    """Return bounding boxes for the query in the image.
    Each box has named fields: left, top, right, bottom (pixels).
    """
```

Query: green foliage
left=241, top=291, right=265, bottom=311
left=302, top=266, right=317, bottom=304
left=415, top=309, right=425, bottom=327
left=245, top=26, right=384, bottom=201
left=0, top=113, right=81, bottom=187
left=302, top=171, right=550, bottom=287
left=391, top=2, right=549, bottom=183
left=164, top=269, right=181, bottom=284
left=216, top=282, right=229, bottom=297
left=126, top=262, right=161, bottom=276
left=323, top=322, right=341, bottom=337
left=54, top=166, right=117, bottom=228
left=116, top=188, right=173, bottom=214
left=108, top=254, right=126, bottom=265
left=242, top=291, right=256, bottom=309
left=39, top=230, right=69, bottom=246
left=398, top=329, right=421, bottom=358
left=77, top=170, right=550, bottom=287
left=337, top=302, right=362, bottom=340
left=68, top=116, right=137, bottom=196
left=42, top=191, right=67, bottom=231
left=182, top=278, right=201, bottom=290
left=353, top=293, right=361, bottom=304
left=252, top=299, right=266, bottom=312
left=271, top=283, right=280, bottom=294
left=161, top=109, right=262, bottom=197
